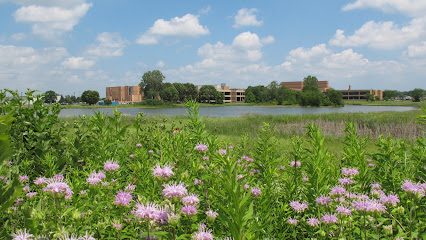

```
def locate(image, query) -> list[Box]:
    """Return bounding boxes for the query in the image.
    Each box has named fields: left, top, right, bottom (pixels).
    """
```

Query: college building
left=281, top=81, right=331, bottom=92
left=215, top=84, right=246, bottom=103
left=105, top=86, right=143, bottom=104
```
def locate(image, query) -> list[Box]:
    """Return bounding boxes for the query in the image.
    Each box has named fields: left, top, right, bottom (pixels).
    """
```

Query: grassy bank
left=344, top=99, right=426, bottom=107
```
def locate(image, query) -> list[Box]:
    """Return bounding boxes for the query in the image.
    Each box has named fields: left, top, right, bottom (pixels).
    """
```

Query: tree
left=365, top=93, right=374, bottom=102
left=160, top=86, right=179, bottom=102
left=245, top=86, right=265, bottom=103
left=81, top=90, right=100, bottom=105
left=302, top=76, right=320, bottom=92
left=139, top=70, right=165, bottom=100
left=277, top=86, right=297, bottom=105
left=410, top=88, right=425, bottom=102
left=267, top=81, right=280, bottom=101
left=104, top=99, right=112, bottom=105
left=184, top=83, right=198, bottom=101
left=44, top=90, right=57, bottom=104
left=325, top=88, right=344, bottom=106
left=300, top=91, right=323, bottom=107
left=199, top=85, right=221, bottom=104
left=245, top=91, right=256, bottom=103
left=383, top=90, right=398, bottom=100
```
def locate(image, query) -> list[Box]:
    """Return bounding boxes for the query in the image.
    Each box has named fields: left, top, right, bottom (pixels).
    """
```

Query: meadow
left=0, top=90, right=425, bottom=239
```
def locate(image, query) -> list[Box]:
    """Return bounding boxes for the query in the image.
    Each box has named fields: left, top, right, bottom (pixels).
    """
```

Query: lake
left=59, top=105, right=419, bottom=118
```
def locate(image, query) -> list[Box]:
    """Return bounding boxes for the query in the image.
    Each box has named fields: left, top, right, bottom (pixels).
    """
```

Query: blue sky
left=1, top=0, right=425, bottom=97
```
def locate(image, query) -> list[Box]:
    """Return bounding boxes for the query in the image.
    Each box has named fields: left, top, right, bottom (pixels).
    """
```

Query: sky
left=1, top=0, right=426, bottom=97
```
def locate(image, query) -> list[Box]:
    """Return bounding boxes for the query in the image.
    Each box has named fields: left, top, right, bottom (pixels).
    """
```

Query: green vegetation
left=81, top=90, right=100, bottom=105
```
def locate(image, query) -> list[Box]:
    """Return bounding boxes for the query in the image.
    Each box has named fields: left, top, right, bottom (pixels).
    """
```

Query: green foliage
left=383, top=90, right=399, bottom=100
left=199, top=85, right=222, bottom=104
left=103, top=99, right=112, bottom=105
left=160, top=85, right=179, bottom=102
left=43, top=90, right=57, bottom=104
left=410, top=88, right=425, bottom=102
left=302, top=75, right=320, bottom=92
left=299, top=90, right=323, bottom=107
left=325, top=88, right=344, bottom=106
left=245, top=91, right=256, bottom=103
left=81, top=90, right=100, bottom=105
left=139, top=70, right=165, bottom=100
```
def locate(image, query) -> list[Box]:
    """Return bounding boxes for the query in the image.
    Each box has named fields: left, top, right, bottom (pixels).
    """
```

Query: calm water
left=59, top=105, right=419, bottom=118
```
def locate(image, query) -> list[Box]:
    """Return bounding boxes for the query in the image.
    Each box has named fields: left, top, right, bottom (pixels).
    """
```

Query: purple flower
left=45, top=178, right=72, bottom=198
left=341, top=167, right=359, bottom=177
left=125, top=184, right=136, bottom=192
left=289, top=201, right=308, bottom=213
left=307, top=218, right=320, bottom=227
left=34, top=177, right=46, bottom=185
left=53, top=174, right=64, bottom=180
left=251, top=188, right=261, bottom=197
left=278, top=165, right=285, bottom=170
left=206, top=210, right=218, bottom=221
left=339, top=178, right=355, bottom=185
left=336, top=206, right=352, bottom=216
left=136, top=143, right=142, bottom=148
left=303, top=177, right=309, bottom=182
left=148, top=150, right=154, bottom=154
left=23, top=185, right=30, bottom=192
left=227, top=145, right=233, bottom=149
left=104, top=161, right=120, bottom=171
left=380, top=194, right=400, bottom=206
left=152, top=164, right=174, bottom=180
left=112, top=222, right=123, bottom=230
left=87, top=171, right=106, bottom=186
left=329, top=186, right=347, bottom=196
left=114, top=190, right=132, bottom=206
left=237, top=174, right=244, bottom=180
left=182, top=193, right=200, bottom=205
left=162, top=182, right=188, bottom=200
left=316, top=195, right=332, bottom=206
left=371, top=183, right=382, bottom=189
left=12, top=229, right=34, bottom=240
left=321, top=213, right=338, bottom=224
left=181, top=204, right=197, bottom=216
left=192, top=224, right=213, bottom=240
left=368, top=164, right=375, bottom=167
left=352, top=199, right=386, bottom=213
left=155, top=206, right=171, bottom=225
left=26, top=192, right=37, bottom=198
left=290, top=161, right=301, bottom=168
left=18, top=175, right=29, bottom=182
left=366, top=158, right=372, bottom=162
left=80, top=190, right=87, bottom=195
left=194, top=179, right=202, bottom=185
left=195, top=144, right=208, bottom=153
left=244, top=184, right=250, bottom=190
left=134, top=202, right=159, bottom=221
left=79, top=232, right=96, bottom=240
left=287, top=218, right=299, bottom=225
left=401, top=180, right=425, bottom=197
left=218, top=149, right=227, bottom=155
left=129, top=154, right=135, bottom=158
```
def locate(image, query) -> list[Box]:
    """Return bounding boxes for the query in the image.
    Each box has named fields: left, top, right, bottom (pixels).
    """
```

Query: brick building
left=106, top=86, right=143, bottom=104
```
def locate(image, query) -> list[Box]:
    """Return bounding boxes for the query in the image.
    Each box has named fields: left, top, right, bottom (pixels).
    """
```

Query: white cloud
left=1, top=0, right=87, bottom=8
left=261, top=35, right=275, bottom=44
left=406, top=41, right=426, bottom=57
left=286, top=44, right=331, bottom=63
left=233, top=8, right=263, bottom=28
left=156, top=60, right=165, bottom=68
left=343, top=0, right=426, bottom=17
left=62, top=56, right=95, bottom=69
left=329, top=18, right=426, bottom=49
left=86, top=32, right=127, bottom=57
left=10, top=33, right=26, bottom=41
left=232, top=31, right=262, bottom=49
left=199, top=6, right=211, bottom=15
left=136, top=14, right=210, bottom=45
left=13, top=3, right=92, bottom=39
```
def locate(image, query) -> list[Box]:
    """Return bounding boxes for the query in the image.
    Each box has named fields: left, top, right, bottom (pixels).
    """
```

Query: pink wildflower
left=329, top=186, right=347, bottom=196
left=321, top=213, right=338, bottom=224
left=181, top=205, right=197, bottom=216
left=194, top=144, right=208, bottom=153
left=34, top=177, right=46, bottom=185
left=134, top=202, right=159, bottom=221
left=251, top=188, right=261, bottom=197
left=401, top=180, right=425, bottom=197
left=104, top=161, right=120, bottom=171
left=152, top=164, right=174, bottom=180
left=162, top=182, right=188, bottom=200
left=114, top=190, right=132, bottom=206
left=287, top=218, right=299, bottom=225
left=341, top=167, right=359, bottom=177
left=290, top=161, right=301, bottom=167
left=289, top=201, right=308, bottom=213
left=26, top=192, right=37, bottom=198
left=307, top=218, right=320, bottom=227
left=12, top=229, right=34, bottom=240
left=336, top=206, right=352, bottom=216
left=206, top=210, right=218, bottom=221
left=182, top=193, right=200, bottom=205
left=192, top=224, right=213, bottom=240
left=316, top=195, right=332, bottom=206
left=338, top=178, right=355, bottom=185
left=380, top=194, right=400, bottom=206
left=218, top=149, right=226, bottom=155
left=18, top=175, right=29, bottom=182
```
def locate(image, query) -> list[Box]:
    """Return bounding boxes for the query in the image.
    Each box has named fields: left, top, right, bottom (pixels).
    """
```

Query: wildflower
left=383, top=225, right=393, bottom=235
left=181, top=205, right=197, bottom=216
left=86, top=171, right=106, bottom=186
left=289, top=201, right=308, bottom=213
left=195, top=144, right=208, bottom=153
left=338, top=178, right=355, bottom=185
left=134, top=202, right=159, bottom=221
left=206, top=210, right=218, bottom=221
left=19, top=175, right=29, bottom=182
left=202, top=156, right=209, bottom=160
left=194, top=179, right=202, bottom=185
left=192, top=223, right=213, bottom=240
left=26, top=192, right=37, bottom=198
left=316, top=195, right=332, bottom=206
left=341, top=168, right=359, bottom=177
left=53, top=174, right=64, bottom=180
left=102, top=181, right=109, bottom=187
left=237, top=174, right=244, bottom=180
left=12, top=229, right=34, bottom=240
left=307, top=217, right=320, bottom=227
left=148, top=150, right=154, bottom=154
left=162, top=182, right=188, bottom=200
left=125, top=184, right=136, bottom=192
left=129, top=154, right=134, bottom=158
left=218, top=149, right=226, bottom=155
left=371, top=183, right=381, bottom=189
left=287, top=218, right=299, bottom=225
left=321, top=213, right=338, bottom=224
left=251, top=188, right=261, bottom=197
left=302, top=176, right=309, bottom=182
left=104, top=161, right=120, bottom=171
left=380, top=194, right=400, bottom=206
left=45, top=178, right=72, bottom=198
left=34, top=177, right=46, bottom=185
left=366, top=158, right=372, bottom=162
left=182, top=193, right=200, bottom=205
left=79, top=232, right=96, bottom=240
left=155, top=206, right=171, bottom=224
left=368, top=164, right=375, bottom=167
left=136, top=143, right=142, bottom=147
left=278, top=165, right=285, bottom=170
left=336, top=206, right=352, bottom=216
left=352, top=199, right=386, bottom=213
left=244, top=184, right=250, bottom=190
left=329, top=186, right=347, bottom=196
left=228, top=145, right=233, bottom=149
left=401, top=180, right=425, bottom=197
left=23, top=185, right=30, bottom=192
left=152, top=164, right=174, bottom=180
left=80, top=190, right=87, bottom=196
left=114, top=190, right=132, bottom=206
left=290, top=161, right=301, bottom=168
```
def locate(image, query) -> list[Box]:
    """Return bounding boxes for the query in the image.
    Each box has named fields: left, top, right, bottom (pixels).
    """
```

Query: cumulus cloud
left=233, top=8, right=263, bottom=28
left=343, top=0, right=426, bottom=17
left=136, top=14, right=210, bottom=45
left=86, top=32, right=127, bottom=57
left=10, top=33, right=26, bottom=41
left=62, top=56, right=95, bottom=69
left=0, top=0, right=87, bottom=8
left=329, top=18, right=426, bottom=49
left=406, top=41, right=426, bottom=57
left=13, top=3, right=92, bottom=39
left=261, top=35, right=275, bottom=44
left=156, top=60, right=165, bottom=68
left=286, top=44, right=331, bottom=63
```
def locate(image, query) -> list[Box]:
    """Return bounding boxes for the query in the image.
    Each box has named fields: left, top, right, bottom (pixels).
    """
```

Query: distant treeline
left=245, top=76, right=344, bottom=107
left=383, top=89, right=425, bottom=102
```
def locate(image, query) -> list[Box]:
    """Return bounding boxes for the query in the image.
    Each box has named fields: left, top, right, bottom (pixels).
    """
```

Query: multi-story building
left=215, top=84, right=246, bottom=103
left=281, top=81, right=331, bottom=92
left=339, top=85, right=383, bottom=100
left=106, top=86, right=143, bottom=104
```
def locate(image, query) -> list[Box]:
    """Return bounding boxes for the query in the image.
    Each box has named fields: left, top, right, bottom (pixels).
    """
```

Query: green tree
left=383, top=90, right=398, bottom=100
left=267, top=81, right=280, bottom=101
left=245, top=91, right=256, bottom=103
left=277, top=86, right=297, bottom=105
left=410, top=88, right=425, bottom=102
left=199, top=85, right=219, bottom=103
left=104, top=99, right=112, bottom=105
left=365, top=93, right=374, bottom=102
left=300, top=91, right=323, bottom=107
left=81, top=90, right=100, bottom=105
left=325, top=88, right=344, bottom=106
left=302, top=75, right=320, bottom=92
left=245, top=86, right=265, bottom=103
left=139, top=70, right=165, bottom=100
left=184, top=83, right=198, bottom=101
left=43, top=90, right=57, bottom=104
left=160, top=85, right=179, bottom=102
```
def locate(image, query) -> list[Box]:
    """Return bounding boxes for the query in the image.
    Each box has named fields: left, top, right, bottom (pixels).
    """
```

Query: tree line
left=383, top=89, right=425, bottom=102
left=43, top=90, right=100, bottom=105
left=245, top=76, right=344, bottom=107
